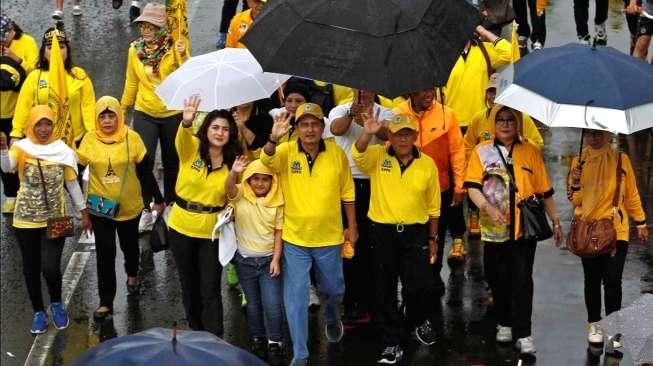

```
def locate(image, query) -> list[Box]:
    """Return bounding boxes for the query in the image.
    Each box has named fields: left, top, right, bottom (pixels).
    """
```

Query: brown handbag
left=566, top=153, right=621, bottom=257
left=36, top=159, right=74, bottom=240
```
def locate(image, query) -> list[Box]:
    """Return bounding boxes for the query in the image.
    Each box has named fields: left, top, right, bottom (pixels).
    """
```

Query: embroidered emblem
left=291, top=160, right=302, bottom=174
left=191, top=158, right=204, bottom=171
left=38, top=79, right=47, bottom=89
left=381, top=159, right=392, bottom=172
left=239, top=23, right=248, bottom=32
left=482, top=130, right=492, bottom=141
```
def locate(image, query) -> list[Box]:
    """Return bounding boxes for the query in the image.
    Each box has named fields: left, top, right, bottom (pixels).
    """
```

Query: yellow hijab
left=241, top=159, right=283, bottom=207
left=94, top=96, right=127, bottom=143
left=487, top=104, right=524, bottom=139
left=24, top=105, right=57, bottom=145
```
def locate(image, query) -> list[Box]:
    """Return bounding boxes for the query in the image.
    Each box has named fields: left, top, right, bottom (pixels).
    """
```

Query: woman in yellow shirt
left=77, top=96, right=164, bottom=321
left=566, top=129, right=648, bottom=346
left=167, top=95, right=242, bottom=337
left=0, top=15, right=39, bottom=213
left=120, top=2, right=187, bottom=231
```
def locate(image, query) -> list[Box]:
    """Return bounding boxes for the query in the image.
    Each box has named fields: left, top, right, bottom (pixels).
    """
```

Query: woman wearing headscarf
left=76, top=96, right=165, bottom=321
left=10, top=27, right=95, bottom=148
left=464, top=104, right=563, bottom=356
left=0, top=14, right=39, bottom=213
left=121, top=2, right=188, bottom=233
left=566, top=129, right=648, bottom=346
left=0, top=105, right=90, bottom=334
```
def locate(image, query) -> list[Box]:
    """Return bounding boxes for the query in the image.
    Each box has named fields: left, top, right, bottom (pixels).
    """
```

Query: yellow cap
left=295, top=103, right=324, bottom=122
left=388, top=114, right=417, bottom=133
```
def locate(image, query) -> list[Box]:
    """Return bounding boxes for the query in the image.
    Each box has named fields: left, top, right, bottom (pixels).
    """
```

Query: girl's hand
left=182, top=95, right=201, bottom=126
left=269, top=259, right=281, bottom=277
left=231, top=155, right=249, bottom=173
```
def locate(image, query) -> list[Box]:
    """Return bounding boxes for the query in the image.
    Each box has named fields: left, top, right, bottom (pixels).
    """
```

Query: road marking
left=23, top=251, right=91, bottom=366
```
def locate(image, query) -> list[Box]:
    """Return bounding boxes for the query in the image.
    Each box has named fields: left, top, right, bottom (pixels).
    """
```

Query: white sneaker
left=594, top=22, right=607, bottom=45
left=515, top=336, right=536, bottom=355
left=531, top=41, right=543, bottom=51
left=578, top=34, right=591, bottom=45
left=52, top=9, right=63, bottom=20
left=138, top=209, right=155, bottom=233
left=72, top=5, right=82, bottom=16
left=587, top=322, right=604, bottom=344
left=496, top=325, right=513, bottom=342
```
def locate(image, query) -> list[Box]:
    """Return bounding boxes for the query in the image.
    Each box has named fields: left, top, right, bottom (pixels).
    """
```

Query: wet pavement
left=1, top=0, right=652, bottom=365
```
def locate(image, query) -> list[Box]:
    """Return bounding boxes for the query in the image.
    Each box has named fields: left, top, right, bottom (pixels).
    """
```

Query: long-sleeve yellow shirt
left=1, top=33, right=39, bottom=119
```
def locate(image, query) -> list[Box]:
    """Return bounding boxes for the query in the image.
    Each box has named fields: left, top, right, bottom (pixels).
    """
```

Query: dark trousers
left=1, top=118, right=19, bottom=198
left=513, top=0, right=547, bottom=45
left=14, top=227, right=65, bottom=312
left=483, top=239, right=537, bottom=339
left=132, top=111, right=181, bottom=205
left=169, top=228, right=224, bottom=336
left=573, top=0, right=609, bottom=37
left=343, top=178, right=373, bottom=316
left=370, top=222, right=435, bottom=346
left=90, top=214, right=140, bottom=308
left=433, top=189, right=466, bottom=289
left=219, top=0, right=248, bottom=33
left=581, top=241, right=628, bottom=323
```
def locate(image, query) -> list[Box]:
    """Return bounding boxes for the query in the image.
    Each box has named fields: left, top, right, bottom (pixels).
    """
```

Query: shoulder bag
left=566, top=153, right=621, bottom=257
left=36, top=159, right=74, bottom=239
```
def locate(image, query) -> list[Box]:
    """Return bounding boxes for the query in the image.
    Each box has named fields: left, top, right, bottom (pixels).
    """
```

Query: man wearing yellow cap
left=261, top=103, right=357, bottom=366
left=352, top=113, right=441, bottom=364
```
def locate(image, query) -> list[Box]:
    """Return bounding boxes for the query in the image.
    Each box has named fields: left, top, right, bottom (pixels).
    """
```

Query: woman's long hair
left=197, top=110, right=242, bottom=170
left=37, top=27, right=74, bottom=73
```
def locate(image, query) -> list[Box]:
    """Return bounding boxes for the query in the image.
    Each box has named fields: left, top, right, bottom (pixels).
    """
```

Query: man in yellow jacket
left=225, top=0, right=266, bottom=49
left=0, top=15, right=39, bottom=213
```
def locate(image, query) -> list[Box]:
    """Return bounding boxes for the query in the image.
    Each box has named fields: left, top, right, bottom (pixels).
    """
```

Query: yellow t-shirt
left=77, top=130, right=147, bottom=221
left=352, top=144, right=441, bottom=224
left=167, top=126, right=229, bottom=239
left=260, top=139, right=355, bottom=247
left=230, top=186, right=284, bottom=255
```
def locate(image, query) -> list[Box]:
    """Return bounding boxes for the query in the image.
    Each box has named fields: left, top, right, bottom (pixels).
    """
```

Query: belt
left=373, top=222, right=427, bottom=233
left=175, top=198, right=223, bottom=213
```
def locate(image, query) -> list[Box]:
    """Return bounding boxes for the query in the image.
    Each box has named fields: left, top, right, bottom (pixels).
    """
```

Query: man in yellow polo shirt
left=352, top=113, right=440, bottom=364
left=261, top=103, right=357, bottom=366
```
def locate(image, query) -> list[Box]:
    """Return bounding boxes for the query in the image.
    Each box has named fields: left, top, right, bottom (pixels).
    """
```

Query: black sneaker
left=377, top=345, right=403, bottom=364
left=250, top=337, right=267, bottom=360
left=268, top=341, right=284, bottom=366
left=415, top=320, right=436, bottom=346
left=129, top=5, right=140, bottom=22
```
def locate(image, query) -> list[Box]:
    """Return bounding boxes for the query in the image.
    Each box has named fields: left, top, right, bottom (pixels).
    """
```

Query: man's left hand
left=344, top=226, right=359, bottom=246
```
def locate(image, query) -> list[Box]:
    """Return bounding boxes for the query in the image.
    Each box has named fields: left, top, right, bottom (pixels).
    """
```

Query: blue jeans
left=232, top=252, right=284, bottom=341
left=283, top=242, right=344, bottom=361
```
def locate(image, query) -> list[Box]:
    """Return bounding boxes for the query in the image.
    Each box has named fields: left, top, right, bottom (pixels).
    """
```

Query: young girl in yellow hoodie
left=225, top=157, right=284, bottom=365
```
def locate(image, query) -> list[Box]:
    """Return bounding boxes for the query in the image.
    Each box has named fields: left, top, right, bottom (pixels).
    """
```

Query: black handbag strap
left=611, top=152, right=623, bottom=218
left=476, top=40, right=495, bottom=79
left=36, top=159, right=53, bottom=218
left=493, top=142, right=524, bottom=201
left=116, top=132, right=130, bottom=203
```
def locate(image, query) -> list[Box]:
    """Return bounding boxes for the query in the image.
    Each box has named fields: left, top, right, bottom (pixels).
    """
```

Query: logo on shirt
left=38, top=79, right=47, bottom=89
left=482, top=130, right=492, bottom=141
left=191, top=158, right=204, bottom=172
left=101, top=158, right=121, bottom=184
left=239, top=23, right=248, bottom=32
left=381, top=159, right=392, bottom=172
left=291, top=160, right=302, bottom=174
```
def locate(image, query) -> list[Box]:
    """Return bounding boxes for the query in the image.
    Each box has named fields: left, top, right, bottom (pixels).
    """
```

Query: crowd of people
left=0, top=1, right=651, bottom=365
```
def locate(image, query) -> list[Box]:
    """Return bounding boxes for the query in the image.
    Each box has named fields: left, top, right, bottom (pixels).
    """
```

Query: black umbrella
left=242, top=0, right=481, bottom=97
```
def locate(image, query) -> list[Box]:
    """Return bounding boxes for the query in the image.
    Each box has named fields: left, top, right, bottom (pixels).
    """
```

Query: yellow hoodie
left=0, top=33, right=39, bottom=119
left=10, top=67, right=96, bottom=142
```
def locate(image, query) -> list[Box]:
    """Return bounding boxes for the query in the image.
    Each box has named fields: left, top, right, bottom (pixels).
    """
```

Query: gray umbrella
left=599, top=294, right=653, bottom=364
left=241, top=0, right=481, bottom=97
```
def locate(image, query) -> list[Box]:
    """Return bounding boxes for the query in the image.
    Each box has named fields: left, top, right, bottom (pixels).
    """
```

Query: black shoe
left=415, top=319, right=436, bottom=346
left=129, top=5, right=140, bottom=22
left=268, top=341, right=284, bottom=366
left=112, top=0, right=123, bottom=9
left=126, top=280, right=140, bottom=295
left=93, top=306, right=113, bottom=321
left=377, top=345, right=403, bottom=364
left=251, top=337, right=267, bottom=360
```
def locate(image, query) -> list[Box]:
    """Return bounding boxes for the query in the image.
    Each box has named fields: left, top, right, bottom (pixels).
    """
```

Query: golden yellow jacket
left=120, top=44, right=183, bottom=118
left=441, top=39, right=511, bottom=127
left=11, top=67, right=95, bottom=142
left=226, top=9, right=253, bottom=48
left=567, top=146, right=646, bottom=242
left=464, top=107, right=544, bottom=159
left=1, top=33, right=39, bottom=119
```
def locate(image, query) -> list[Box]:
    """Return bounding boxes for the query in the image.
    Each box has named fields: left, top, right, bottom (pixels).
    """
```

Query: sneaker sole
left=30, top=328, right=48, bottom=335
left=325, top=322, right=344, bottom=342
left=53, top=318, right=70, bottom=330
left=415, top=332, right=435, bottom=346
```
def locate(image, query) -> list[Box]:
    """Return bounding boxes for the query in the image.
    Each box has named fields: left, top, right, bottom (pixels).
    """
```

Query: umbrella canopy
left=156, top=48, right=290, bottom=111
left=241, top=0, right=480, bottom=97
left=70, top=327, right=267, bottom=366
left=599, top=294, right=653, bottom=364
left=495, top=43, right=653, bottom=134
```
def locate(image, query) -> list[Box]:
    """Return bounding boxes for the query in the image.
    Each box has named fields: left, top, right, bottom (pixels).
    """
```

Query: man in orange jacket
left=393, top=89, right=466, bottom=296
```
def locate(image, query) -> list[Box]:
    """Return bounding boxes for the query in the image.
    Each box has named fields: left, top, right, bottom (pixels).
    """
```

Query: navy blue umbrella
left=70, top=327, right=267, bottom=366
left=496, top=43, right=653, bottom=134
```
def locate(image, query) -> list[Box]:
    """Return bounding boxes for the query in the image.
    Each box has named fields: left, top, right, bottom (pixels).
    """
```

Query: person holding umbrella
left=464, top=104, right=563, bottom=355
left=566, top=129, right=648, bottom=346
left=121, top=2, right=188, bottom=233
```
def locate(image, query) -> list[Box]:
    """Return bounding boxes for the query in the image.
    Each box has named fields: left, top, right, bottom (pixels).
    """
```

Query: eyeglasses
left=137, top=23, right=158, bottom=32
left=495, top=118, right=516, bottom=126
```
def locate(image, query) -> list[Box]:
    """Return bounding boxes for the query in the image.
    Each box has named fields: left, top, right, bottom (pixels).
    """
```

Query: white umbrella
left=156, top=48, right=290, bottom=111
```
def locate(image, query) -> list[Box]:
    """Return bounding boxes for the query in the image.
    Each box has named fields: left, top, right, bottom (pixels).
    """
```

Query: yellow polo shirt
left=352, top=144, right=441, bottom=224
left=260, top=139, right=355, bottom=247
left=167, top=126, right=229, bottom=239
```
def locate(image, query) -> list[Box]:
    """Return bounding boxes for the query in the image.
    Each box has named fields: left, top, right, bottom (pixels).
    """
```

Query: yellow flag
left=511, top=21, right=521, bottom=64
left=48, top=32, right=73, bottom=146
left=166, top=0, right=191, bottom=63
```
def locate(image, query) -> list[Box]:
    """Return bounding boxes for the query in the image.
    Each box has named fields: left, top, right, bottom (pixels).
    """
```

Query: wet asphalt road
left=1, top=0, right=652, bottom=365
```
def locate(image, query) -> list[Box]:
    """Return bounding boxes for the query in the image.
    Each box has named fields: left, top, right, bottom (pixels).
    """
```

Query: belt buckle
left=187, top=202, right=201, bottom=212
left=396, top=224, right=404, bottom=233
